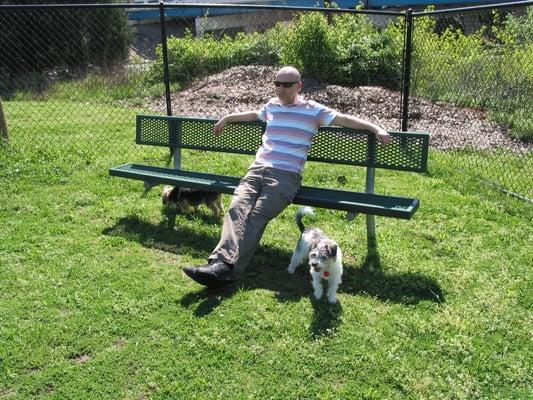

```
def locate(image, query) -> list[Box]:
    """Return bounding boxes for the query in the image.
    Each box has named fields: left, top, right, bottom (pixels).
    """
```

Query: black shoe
left=183, top=260, right=235, bottom=288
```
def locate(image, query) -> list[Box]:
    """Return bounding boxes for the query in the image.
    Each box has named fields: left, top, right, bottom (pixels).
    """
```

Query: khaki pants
left=209, top=165, right=302, bottom=276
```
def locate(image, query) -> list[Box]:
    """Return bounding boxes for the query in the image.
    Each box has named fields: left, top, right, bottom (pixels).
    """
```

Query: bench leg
left=346, top=212, right=358, bottom=221
left=366, top=214, right=377, bottom=250
left=365, top=166, right=377, bottom=250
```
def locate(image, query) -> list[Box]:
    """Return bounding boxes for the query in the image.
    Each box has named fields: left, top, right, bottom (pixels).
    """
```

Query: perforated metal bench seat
left=110, top=163, right=420, bottom=219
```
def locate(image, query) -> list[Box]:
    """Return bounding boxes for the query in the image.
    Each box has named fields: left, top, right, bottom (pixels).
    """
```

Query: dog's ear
left=326, top=243, right=337, bottom=258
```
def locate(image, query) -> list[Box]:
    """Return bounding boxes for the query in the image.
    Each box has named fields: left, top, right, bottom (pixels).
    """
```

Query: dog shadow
left=161, top=210, right=222, bottom=230
left=103, top=217, right=444, bottom=337
left=342, top=249, right=445, bottom=305
left=309, top=300, right=343, bottom=338
left=102, top=215, right=219, bottom=259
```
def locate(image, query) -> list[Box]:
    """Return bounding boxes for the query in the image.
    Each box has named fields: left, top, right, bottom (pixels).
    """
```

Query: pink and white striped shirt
left=253, top=96, right=337, bottom=174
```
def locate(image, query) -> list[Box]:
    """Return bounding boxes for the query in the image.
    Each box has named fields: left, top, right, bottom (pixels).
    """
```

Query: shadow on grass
left=104, top=216, right=444, bottom=336
left=102, top=214, right=220, bottom=259
left=342, top=249, right=445, bottom=305
left=309, top=300, right=343, bottom=338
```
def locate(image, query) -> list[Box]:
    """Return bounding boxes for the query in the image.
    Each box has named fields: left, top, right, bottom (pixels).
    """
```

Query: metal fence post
left=158, top=1, right=180, bottom=168
left=401, top=8, right=414, bottom=132
left=0, top=98, right=8, bottom=144
left=159, top=1, right=172, bottom=117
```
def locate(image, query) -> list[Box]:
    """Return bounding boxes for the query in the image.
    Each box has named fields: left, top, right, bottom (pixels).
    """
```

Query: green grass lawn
left=0, top=101, right=531, bottom=399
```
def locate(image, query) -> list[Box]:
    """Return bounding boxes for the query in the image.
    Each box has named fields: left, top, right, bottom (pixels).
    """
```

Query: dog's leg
left=215, top=195, right=224, bottom=217
left=326, top=277, right=340, bottom=304
left=287, top=240, right=307, bottom=274
left=311, top=271, right=323, bottom=300
left=180, top=200, right=192, bottom=214
left=208, top=200, right=224, bottom=218
left=326, top=256, right=343, bottom=303
left=167, top=213, right=176, bottom=230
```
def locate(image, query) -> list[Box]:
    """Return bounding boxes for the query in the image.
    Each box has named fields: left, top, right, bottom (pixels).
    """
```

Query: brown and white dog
left=162, top=185, right=223, bottom=227
left=287, top=207, right=343, bottom=304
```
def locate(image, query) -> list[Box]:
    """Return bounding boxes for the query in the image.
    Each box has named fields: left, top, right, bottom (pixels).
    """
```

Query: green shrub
left=412, top=20, right=489, bottom=107
left=149, top=30, right=278, bottom=86
left=157, top=12, right=402, bottom=89
left=0, top=0, right=131, bottom=100
left=277, top=12, right=402, bottom=87
left=331, top=13, right=402, bottom=88
left=491, top=8, right=533, bottom=140
left=411, top=9, right=532, bottom=142
left=0, top=0, right=130, bottom=77
left=232, top=31, right=280, bottom=66
left=279, top=12, right=337, bottom=81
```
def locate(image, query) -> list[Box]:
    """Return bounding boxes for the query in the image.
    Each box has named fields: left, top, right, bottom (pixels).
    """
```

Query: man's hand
left=332, top=114, right=391, bottom=145
left=375, top=128, right=391, bottom=145
left=213, top=118, right=227, bottom=136
left=213, top=111, right=260, bottom=136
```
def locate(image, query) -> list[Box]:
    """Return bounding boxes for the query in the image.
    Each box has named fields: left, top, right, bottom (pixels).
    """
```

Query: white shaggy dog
left=287, top=207, right=343, bottom=304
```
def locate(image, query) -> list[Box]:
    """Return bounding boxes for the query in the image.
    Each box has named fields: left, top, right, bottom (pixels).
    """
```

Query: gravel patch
left=149, top=65, right=530, bottom=154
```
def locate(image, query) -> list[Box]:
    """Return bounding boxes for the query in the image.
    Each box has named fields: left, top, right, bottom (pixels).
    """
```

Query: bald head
left=273, top=66, right=302, bottom=105
left=275, top=66, right=301, bottom=82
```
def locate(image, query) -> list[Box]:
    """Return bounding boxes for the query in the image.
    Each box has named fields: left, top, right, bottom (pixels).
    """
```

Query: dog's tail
left=295, top=206, right=315, bottom=233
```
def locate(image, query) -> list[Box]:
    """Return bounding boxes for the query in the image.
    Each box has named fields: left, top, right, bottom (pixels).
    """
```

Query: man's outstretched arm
left=332, top=114, right=391, bottom=145
left=213, top=111, right=260, bottom=136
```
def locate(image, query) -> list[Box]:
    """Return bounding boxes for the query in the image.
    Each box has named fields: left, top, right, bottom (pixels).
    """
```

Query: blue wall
left=363, top=0, right=507, bottom=7
left=128, top=0, right=316, bottom=20
left=128, top=0, right=511, bottom=20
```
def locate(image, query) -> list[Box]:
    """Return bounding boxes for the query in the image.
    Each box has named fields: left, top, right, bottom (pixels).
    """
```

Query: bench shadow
left=103, top=217, right=444, bottom=338
left=342, top=249, right=445, bottom=305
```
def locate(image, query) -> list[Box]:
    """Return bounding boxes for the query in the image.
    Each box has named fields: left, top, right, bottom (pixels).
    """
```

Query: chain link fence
left=0, top=4, right=150, bottom=167
left=0, top=2, right=531, bottom=201
left=408, top=3, right=532, bottom=200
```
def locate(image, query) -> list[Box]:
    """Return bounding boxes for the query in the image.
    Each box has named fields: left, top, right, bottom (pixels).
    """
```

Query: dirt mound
left=149, top=65, right=530, bottom=154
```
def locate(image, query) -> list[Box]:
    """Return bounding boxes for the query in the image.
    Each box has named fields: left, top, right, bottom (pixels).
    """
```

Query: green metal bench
left=110, top=114, right=430, bottom=247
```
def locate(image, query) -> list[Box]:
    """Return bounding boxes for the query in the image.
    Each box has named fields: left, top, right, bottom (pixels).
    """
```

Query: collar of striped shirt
left=271, top=95, right=305, bottom=107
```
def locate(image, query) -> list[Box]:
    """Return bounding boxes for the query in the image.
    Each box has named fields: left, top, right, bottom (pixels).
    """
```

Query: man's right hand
left=213, top=118, right=227, bottom=136
left=375, top=128, right=391, bottom=145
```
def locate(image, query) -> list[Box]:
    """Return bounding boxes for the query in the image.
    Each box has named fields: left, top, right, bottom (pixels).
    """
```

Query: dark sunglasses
left=273, top=81, right=299, bottom=88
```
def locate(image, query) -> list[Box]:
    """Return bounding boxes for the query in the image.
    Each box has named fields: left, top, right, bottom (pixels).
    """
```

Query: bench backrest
left=136, top=114, right=430, bottom=173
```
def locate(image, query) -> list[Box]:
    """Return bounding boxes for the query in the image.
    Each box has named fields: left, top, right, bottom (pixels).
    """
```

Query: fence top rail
left=0, top=2, right=404, bottom=16
left=413, top=0, right=532, bottom=16
left=1, top=0, right=529, bottom=15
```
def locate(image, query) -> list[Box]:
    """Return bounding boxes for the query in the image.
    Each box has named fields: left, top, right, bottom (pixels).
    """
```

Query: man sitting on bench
left=184, top=66, right=391, bottom=288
